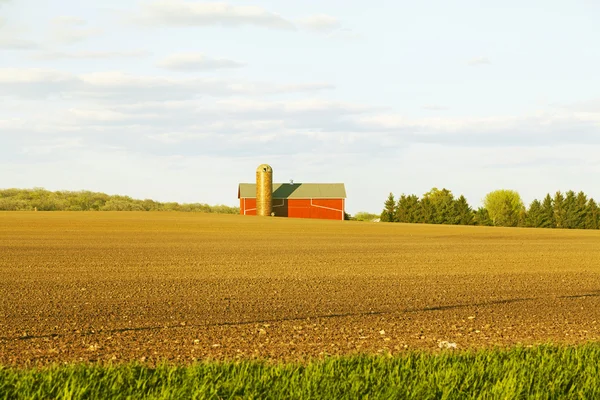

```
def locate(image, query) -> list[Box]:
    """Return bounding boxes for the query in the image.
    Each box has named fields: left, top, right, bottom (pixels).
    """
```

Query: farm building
left=238, top=182, right=347, bottom=220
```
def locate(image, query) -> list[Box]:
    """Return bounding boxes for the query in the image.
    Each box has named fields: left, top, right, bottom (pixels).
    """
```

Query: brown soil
left=1, top=212, right=599, bottom=366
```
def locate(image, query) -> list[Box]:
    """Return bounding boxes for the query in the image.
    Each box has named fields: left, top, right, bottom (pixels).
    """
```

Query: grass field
left=2, top=345, right=600, bottom=399
left=1, top=211, right=600, bottom=368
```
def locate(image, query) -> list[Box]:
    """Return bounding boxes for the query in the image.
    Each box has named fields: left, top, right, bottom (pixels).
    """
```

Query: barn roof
left=238, top=183, right=346, bottom=199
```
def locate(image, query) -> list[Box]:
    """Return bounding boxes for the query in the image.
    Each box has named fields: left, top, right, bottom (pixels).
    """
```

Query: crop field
left=1, top=212, right=600, bottom=367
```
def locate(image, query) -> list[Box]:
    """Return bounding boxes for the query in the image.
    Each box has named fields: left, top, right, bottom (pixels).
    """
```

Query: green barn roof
left=238, top=183, right=346, bottom=199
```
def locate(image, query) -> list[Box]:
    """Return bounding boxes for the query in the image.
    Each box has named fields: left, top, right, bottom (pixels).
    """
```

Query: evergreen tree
left=525, top=199, right=543, bottom=228
left=574, top=192, right=589, bottom=229
left=419, top=197, right=435, bottom=224
left=395, top=195, right=409, bottom=223
left=473, top=207, right=493, bottom=226
left=585, top=199, right=600, bottom=230
left=563, top=190, right=578, bottom=229
left=423, top=188, right=457, bottom=224
left=381, top=193, right=396, bottom=222
left=454, top=195, right=474, bottom=225
left=553, top=191, right=566, bottom=228
left=540, top=194, right=555, bottom=228
left=405, top=195, right=421, bottom=223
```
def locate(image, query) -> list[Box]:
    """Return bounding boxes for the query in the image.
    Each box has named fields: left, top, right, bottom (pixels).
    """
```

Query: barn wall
left=240, top=198, right=257, bottom=216
left=240, top=198, right=344, bottom=220
left=288, top=199, right=344, bottom=220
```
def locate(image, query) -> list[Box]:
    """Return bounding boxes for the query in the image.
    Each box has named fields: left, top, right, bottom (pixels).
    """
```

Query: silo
left=256, top=164, right=273, bottom=216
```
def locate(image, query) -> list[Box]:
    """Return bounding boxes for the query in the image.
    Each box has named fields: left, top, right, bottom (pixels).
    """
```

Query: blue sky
left=1, top=0, right=599, bottom=213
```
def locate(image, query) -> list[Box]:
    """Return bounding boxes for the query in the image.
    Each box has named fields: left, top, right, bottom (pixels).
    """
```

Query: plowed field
left=1, top=212, right=600, bottom=366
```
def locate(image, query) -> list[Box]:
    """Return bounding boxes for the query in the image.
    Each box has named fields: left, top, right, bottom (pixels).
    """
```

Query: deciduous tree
left=483, top=190, right=525, bottom=227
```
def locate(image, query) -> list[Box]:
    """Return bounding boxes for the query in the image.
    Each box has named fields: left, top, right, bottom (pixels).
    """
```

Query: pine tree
left=574, top=192, right=589, bottom=229
left=381, top=193, right=396, bottom=222
left=563, top=190, right=578, bottom=229
left=473, top=207, right=493, bottom=226
left=553, top=191, right=566, bottom=228
left=405, top=195, right=421, bottom=223
left=585, top=198, right=600, bottom=230
left=454, top=195, right=474, bottom=225
left=395, top=195, right=409, bottom=223
left=422, top=188, right=457, bottom=224
left=438, top=190, right=458, bottom=224
left=540, top=194, right=555, bottom=228
left=419, top=197, right=435, bottom=224
left=525, top=199, right=543, bottom=228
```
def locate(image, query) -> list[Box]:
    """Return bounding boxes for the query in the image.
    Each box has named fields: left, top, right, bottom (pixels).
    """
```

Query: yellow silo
left=256, top=164, right=273, bottom=216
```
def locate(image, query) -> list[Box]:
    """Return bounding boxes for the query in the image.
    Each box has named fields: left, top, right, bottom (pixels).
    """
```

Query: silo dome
left=256, top=164, right=273, bottom=173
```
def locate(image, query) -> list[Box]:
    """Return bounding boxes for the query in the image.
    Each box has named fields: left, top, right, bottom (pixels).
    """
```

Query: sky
left=1, top=0, right=599, bottom=214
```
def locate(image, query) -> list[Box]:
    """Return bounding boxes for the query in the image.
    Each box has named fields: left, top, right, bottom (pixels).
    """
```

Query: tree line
left=0, top=188, right=240, bottom=214
left=380, top=188, right=600, bottom=230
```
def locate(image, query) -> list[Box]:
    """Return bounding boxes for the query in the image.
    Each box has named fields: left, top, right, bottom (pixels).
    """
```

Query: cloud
left=49, top=16, right=102, bottom=44
left=422, top=104, right=448, bottom=111
left=353, top=110, right=600, bottom=147
left=3, top=94, right=600, bottom=213
left=51, top=27, right=103, bottom=44
left=0, top=37, right=38, bottom=49
left=297, top=14, right=340, bottom=33
left=136, top=1, right=295, bottom=30
left=51, top=16, right=87, bottom=26
left=0, top=16, right=39, bottom=49
left=157, top=52, right=245, bottom=71
left=467, top=56, right=491, bottom=66
left=0, top=68, right=334, bottom=101
left=31, top=50, right=149, bottom=60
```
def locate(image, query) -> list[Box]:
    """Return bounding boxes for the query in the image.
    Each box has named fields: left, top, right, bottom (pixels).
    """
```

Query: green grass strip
left=1, top=344, right=599, bottom=399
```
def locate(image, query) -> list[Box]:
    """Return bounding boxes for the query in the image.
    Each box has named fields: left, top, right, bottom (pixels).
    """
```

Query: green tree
left=539, top=194, right=555, bottom=228
left=573, top=192, right=589, bottom=229
left=585, top=199, right=600, bottom=230
left=422, top=188, right=457, bottom=224
left=553, top=191, right=566, bottom=229
left=525, top=199, right=544, bottom=228
left=454, top=195, right=474, bottom=225
left=395, top=195, right=409, bottom=223
left=353, top=212, right=379, bottom=222
left=381, top=193, right=396, bottom=222
left=405, top=195, right=421, bottom=223
left=563, top=191, right=578, bottom=229
left=473, top=207, right=493, bottom=226
left=483, top=190, right=525, bottom=227
left=419, top=197, right=435, bottom=224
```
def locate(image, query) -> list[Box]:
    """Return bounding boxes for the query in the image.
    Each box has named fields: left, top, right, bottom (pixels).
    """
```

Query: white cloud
left=31, top=50, right=149, bottom=60
left=48, top=16, right=102, bottom=44
left=0, top=16, right=38, bottom=49
left=51, top=27, right=103, bottom=44
left=422, top=104, right=448, bottom=111
left=467, top=56, right=491, bottom=66
left=297, top=14, right=340, bottom=32
left=157, top=52, right=245, bottom=71
left=0, top=37, right=38, bottom=49
left=136, top=1, right=296, bottom=30
left=21, top=137, right=85, bottom=156
left=0, top=68, right=334, bottom=100
left=50, top=16, right=87, bottom=26
left=3, top=93, right=600, bottom=213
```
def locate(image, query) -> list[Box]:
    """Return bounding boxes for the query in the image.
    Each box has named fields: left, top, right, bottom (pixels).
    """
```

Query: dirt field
left=1, top=212, right=600, bottom=366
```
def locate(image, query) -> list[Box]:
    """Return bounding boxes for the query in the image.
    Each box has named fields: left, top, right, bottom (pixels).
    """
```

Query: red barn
left=238, top=183, right=347, bottom=220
